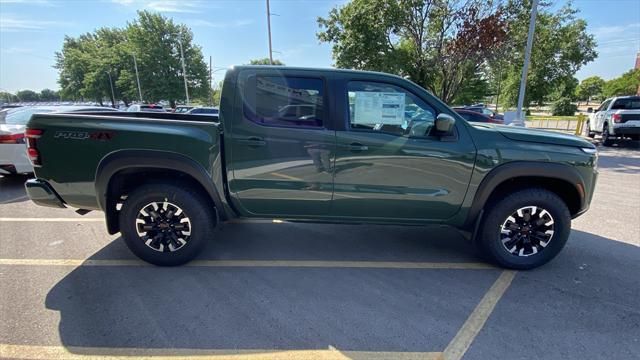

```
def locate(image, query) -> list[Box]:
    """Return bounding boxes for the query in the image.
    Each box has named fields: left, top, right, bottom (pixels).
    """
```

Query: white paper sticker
left=352, top=92, right=405, bottom=125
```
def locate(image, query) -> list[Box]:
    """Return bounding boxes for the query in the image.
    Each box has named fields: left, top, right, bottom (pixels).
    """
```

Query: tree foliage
left=603, top=69, right=640, bottom=98
left=318, top=0, right=509, bottom=104
left=248, top=58, right=285, bottom=65
left=55, top=11, right=209, bottom=107
left=318, top=0, right=597, bottom=107
left=576, top=76, right=604, bottom=102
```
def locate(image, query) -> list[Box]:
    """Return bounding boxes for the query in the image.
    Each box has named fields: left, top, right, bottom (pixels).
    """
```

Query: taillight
left=612, top=114, right=622, bottom=123
left=25, top=129, right=43, bottom=166
left=0, top=133, right=25, bottom=144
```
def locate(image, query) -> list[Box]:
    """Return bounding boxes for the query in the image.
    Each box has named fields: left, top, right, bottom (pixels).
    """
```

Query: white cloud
left=110, top=0, right=203, bottom=13
left=0, top=14, right=72, bottom=31
left=187, top=19, right=254, bottom=28
left=591, top=22, right=640, bottom=40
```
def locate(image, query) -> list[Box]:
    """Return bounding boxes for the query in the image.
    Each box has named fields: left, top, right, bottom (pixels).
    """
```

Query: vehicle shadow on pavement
left=0, top=174, right=30, bottom=204
left=41, top=226, right=640, bottom=357
left=43, top=223, right=499, bottom=355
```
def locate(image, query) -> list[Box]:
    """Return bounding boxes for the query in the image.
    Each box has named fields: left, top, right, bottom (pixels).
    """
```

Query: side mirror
left=587, top=107, right=593, bottom=113
left=435, top=113, right=456, bottom=136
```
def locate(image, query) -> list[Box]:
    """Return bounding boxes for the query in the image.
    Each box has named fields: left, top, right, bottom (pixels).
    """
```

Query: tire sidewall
left=120, top=184, right=215, bottom=266
left=480, top=189, right=571, bottom=270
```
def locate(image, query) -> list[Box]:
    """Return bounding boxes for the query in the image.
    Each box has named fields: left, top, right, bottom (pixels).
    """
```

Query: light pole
left=515, top=0, right=539, bottom=125
left=266, top=0, right=273, bottom=64
left=178, top=38, right=190, bottom=105
left=132, top=53, right=143, bottom=102
left=106, top=71, right=116, bottom=108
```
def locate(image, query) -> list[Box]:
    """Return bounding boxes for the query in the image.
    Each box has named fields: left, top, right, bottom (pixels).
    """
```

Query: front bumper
left=24, top=179, right=66, bottom=208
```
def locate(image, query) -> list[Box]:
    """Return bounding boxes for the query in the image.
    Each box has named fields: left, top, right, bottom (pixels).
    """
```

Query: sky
left=0, top=0, right=639, bottom=93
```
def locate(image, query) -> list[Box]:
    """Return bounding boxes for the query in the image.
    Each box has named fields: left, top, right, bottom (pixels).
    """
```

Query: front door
left=228, top=73, right=335, bottom=217
left=331, top=80, right=476, bottom=221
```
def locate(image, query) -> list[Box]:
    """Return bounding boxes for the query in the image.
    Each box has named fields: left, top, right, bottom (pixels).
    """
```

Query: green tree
left=603, top=69, right=640, bottom=97
left=39, top=89, right=60, bottom=101
left=16, top=90, right=39, bottom=102
left=126, top=11, right=209, bottom=107
left=499, top=1, right=597, bottom=107
left=317, top=0, right=509, bottom=103
left=248, top=58, right=284, bottom=65
left=0, top=91, right=17, bottom=103
left=576, top=76, right=604, bottom=104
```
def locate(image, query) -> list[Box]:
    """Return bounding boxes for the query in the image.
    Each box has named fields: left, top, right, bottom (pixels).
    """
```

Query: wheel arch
left=95, top=150, right=228, bottom=234
left=465, top=161, right=586, bottom=230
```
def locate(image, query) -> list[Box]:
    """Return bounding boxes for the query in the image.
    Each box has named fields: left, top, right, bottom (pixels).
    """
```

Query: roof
left=231, top=65, right=409, bottom=81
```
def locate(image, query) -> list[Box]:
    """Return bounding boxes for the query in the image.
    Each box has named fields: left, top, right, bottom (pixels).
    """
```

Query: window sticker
left=352, top=92, right=405, bottom=125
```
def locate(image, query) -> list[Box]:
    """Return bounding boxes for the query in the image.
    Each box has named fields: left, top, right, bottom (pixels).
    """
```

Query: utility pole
left=266, top=0, right=273, bottom=65
left=209, top=56, right=213, bottom=106
left=515, top=0, right=538, bottom=125
left=132, top=53, right=143, bottom=102
left=179, top=38, right=190, bottom=104
left=106, top=71, right=116, bottom=108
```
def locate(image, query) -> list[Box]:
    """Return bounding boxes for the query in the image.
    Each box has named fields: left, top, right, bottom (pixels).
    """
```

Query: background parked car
left=126, top=104, right=166, bottom=112
left=174, top=105, right=195, bottom=113
left=455, top=109, right=504, bottom=124
left=585, top=95, right=640, bottom=146
left=0, top=106, right=118, bottom=176
left=453, top=105, right=504, bottom=121
left=186, top=107, right=219, bottom=116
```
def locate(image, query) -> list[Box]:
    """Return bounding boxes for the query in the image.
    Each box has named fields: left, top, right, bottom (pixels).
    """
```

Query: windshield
left=4, top=108, right=54, bottom=125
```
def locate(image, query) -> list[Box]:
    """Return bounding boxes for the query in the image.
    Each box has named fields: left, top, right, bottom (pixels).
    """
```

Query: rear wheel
left=119, top=182, right=216, bottom=266
left=478, top=188, right=571, bottom=270
left=602, top=125, right=613, bottom=147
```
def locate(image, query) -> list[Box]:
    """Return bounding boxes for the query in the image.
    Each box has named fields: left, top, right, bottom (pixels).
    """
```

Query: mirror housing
left=435, top=113, right=456, bottom=136
left=587, top=107, right=593, bottom=113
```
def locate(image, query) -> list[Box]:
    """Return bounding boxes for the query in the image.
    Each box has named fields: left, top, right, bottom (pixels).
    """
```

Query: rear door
left=226, top=70, right=335, bottom=217
left=331, top=79, right=476, bottom=221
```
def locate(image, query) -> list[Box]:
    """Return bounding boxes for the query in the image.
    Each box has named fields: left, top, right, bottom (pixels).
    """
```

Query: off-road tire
left=478, top=188, right=571, bottom=270
left=585, top=120, right=595, bottom=138
left=119, top=182, right=215, bottom=266
left=602, top=125, right=613, bottom=147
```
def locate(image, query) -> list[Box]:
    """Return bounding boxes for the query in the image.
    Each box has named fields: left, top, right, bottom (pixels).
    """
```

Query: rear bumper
left=612, top=123, right=640, bottom=136
left=0, top=143, right=33, bottom=174
left=24, top=179, right=66, bottom=208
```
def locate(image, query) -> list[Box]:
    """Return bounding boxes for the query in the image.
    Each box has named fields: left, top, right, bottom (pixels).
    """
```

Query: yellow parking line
left=442, top=270, right=517, bottom=360
left=271, top=172, right=303, bottom=181
left=0, top=258, right=496, bottom=270
left=0, top=344, right=442, bottom=360
left=0, top=218, right=104, bottom=222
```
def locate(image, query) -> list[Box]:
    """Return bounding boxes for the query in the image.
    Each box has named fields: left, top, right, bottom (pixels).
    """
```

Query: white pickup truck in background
left=586, top=96, right=640, bottom=146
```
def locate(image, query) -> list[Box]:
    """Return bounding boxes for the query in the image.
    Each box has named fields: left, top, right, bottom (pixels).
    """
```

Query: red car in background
left=455, top=109, right=504, bottom=124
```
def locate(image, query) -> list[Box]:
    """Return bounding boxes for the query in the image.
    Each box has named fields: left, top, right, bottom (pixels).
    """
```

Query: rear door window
left=244, top=76, right=324, bottom=128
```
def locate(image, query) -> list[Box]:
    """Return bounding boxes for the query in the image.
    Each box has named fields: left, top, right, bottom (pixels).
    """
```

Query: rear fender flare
left=95, top=150, right=226, bottom=234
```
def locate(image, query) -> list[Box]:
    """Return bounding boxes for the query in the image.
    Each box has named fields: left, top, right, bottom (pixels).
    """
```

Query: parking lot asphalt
left=1, top=142, right=639, bottom=360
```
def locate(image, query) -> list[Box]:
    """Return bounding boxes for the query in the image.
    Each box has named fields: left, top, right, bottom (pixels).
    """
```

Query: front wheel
left=478, top=188, right=571, bottom=270
left=602, top=126, right=613, bottom=147
left=585, top=121, right=595, bottom=138
left=119, top=182, right=216, bottom=266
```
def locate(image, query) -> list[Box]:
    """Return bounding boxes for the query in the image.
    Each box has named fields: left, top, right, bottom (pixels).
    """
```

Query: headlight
left=581, top=147, right=597, bottom=155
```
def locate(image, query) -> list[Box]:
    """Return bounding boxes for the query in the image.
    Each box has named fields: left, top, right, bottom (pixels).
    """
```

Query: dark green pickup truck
left=25, top=66, right=598, bottom=269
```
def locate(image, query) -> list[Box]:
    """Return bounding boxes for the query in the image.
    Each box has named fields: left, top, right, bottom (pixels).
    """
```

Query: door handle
left=347, top=142, right=368, bottom=152
left=237, top=136, right=266, bottom=147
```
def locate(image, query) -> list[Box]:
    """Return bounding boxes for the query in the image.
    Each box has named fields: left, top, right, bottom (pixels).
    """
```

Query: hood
left=475, top=123, right=595, bottom=148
